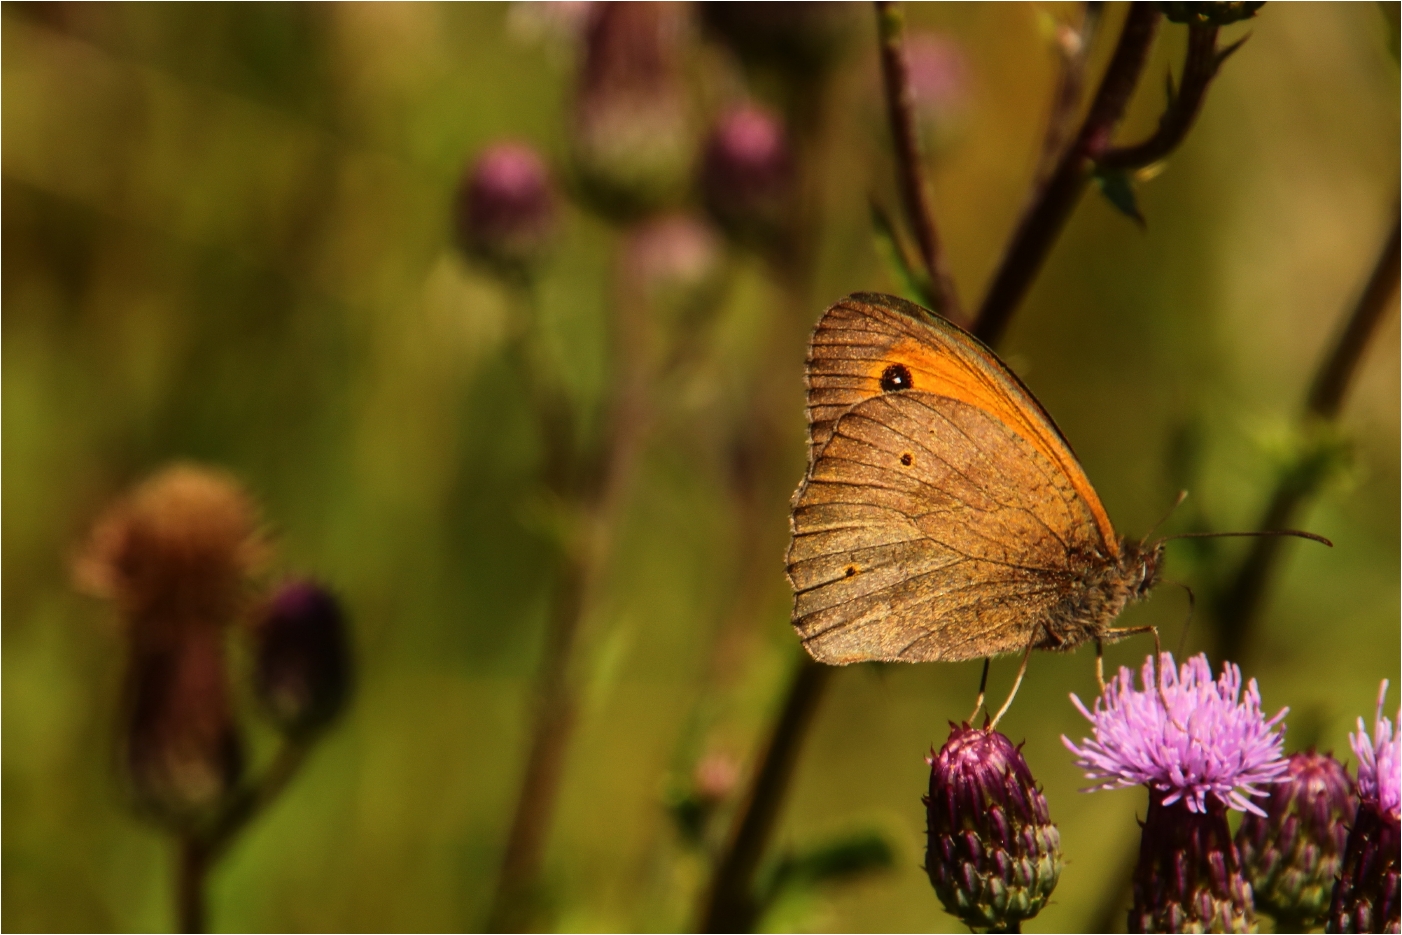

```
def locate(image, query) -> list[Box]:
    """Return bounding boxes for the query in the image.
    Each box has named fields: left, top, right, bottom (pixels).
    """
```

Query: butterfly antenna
left=1139, top=490, right=1189, bottom=550
left=1168, top=580, right=1196, bottom=657
left=1159, top=529, right=1333, bottom=547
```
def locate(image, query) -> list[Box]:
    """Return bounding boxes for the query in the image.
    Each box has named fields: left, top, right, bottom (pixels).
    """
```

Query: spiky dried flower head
left=924, top=725, right=1061, bottom=931
left=75, top=463, right=267, bottom=639
left=1237, top=750, right=1357, bottom=929
left=75, top=463, right=263, bottom=822
left=1064, top=653, right=1289, bottom=815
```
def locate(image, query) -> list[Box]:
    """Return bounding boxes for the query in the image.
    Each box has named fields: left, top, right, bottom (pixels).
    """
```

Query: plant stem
left=874, top=0, right=964, bottom=326
left=1098, top=23, right=1234, bottom=170
left=1214, top=203, right=1400, bottom=662
left=170, top=736, right=314, bottom=932
left=486, top=268, right=653, bottom=933
left=975, top=3, right=1161, bottom=346
left=701, top=657, right=833, bottom=932
left=176, top=834, right=208, bottom=934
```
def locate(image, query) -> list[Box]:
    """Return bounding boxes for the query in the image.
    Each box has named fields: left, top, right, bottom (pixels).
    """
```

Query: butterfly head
left=1120, top=537, right=1166, bottom=600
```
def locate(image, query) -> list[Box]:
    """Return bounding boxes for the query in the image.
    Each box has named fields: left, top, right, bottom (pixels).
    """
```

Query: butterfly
left=786, top=290, right=1164, bottom=682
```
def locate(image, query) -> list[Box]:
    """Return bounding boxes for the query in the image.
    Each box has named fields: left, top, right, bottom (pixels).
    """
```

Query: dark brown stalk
left=701, top=657, right=833, bottom=932
left=172, top=733, right=315, bottom=932
left=975, top=3, right=1161, bottom=346
left=1098, top=23, right=1233, bottom=170
left=1214, top=204, right=1400, bottom=662
left=486, top=277, right=653, bottom=933
left=176, top=834, right=208, bottom=934
left=1033, top=2, right=1105, bottom=188
left=874, top=0, right=965, bottom=325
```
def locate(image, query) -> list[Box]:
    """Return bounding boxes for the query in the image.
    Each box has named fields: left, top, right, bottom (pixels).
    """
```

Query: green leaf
left=868, top=197, right=935, bottom=308
left=757, top=828, right=897, bottom=912
left=1093, top=168, right=1147, bottom=228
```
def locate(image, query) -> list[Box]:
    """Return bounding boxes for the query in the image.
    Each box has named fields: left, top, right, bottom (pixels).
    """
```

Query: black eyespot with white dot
left=880, top=363, right=913, bottom=392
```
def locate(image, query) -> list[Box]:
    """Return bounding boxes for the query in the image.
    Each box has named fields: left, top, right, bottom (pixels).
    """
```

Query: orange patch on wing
left=861, top=337, right=1120, bottom=557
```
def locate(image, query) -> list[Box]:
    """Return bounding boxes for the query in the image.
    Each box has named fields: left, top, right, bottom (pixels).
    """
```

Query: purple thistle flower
left=1063, top=652, right=1289, bottom=815
left=1066, top=653, right=1289, bottom=933
left=924, top=725, right=1061, bottom=931
left=1329, top=681, right=1401, bottom=934
left=1352, top=681, right=1400, bottom=819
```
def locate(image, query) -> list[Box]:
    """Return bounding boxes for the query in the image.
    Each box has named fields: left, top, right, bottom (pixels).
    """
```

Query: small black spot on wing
left=880, top=363, right=912, bottom=392
left=845, top=565, right=857, bottom=577
left=900, top=452, right=913, bottom=466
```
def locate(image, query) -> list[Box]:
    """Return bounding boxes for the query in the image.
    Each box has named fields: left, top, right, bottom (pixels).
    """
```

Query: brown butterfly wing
left=787, top=293, right=1117, bottom=665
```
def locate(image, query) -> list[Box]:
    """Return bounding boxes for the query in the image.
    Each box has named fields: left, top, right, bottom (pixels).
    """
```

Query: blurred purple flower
left=621, top=213, right=723, bottom=322
left=570, top=2, right=694, bottom=218
left=1237, top=750, right=1356, bottom=928
left=924, top=725, right=1061, bottom=931
left=701, top=104, right=793, bottom=241
left=1329, top=680, right=1401, bottom=933
left=456, top=141, right=557, bottom=271
left=1063, top=652, right=1289, bottom=815
left=902, top=33, right=970, bottom=124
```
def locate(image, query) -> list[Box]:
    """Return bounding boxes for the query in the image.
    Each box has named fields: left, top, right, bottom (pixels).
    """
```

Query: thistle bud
left=701, top=105, right=793, bottom=241
left=904, top=33, right=970, bottom=158
left=570, top=2, right=694, bottom=219
left=924, top=725, right=1062, bottom=931
left=1236, top=750, right=1356, bottom=929
left=251, top=580, right=351, bottom=739
left=1132, top=790, right=1256, bottom=933
left=620, top=213, right=723, bottom=324
left=1328, top=681, right=1400, bottom=933
left=455, top=141, right=557, bottom=273
left=74, top=463, right=265, bottom=822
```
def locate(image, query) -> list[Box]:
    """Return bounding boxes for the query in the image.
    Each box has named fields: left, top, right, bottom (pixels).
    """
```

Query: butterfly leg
left=1095, top=638, right=1106, bottom=693
left=1102, top=624, right=1187, bottom=729
left=987, top=635, right=1037, bottom=731
left=967, top=658, right=990, bottom=725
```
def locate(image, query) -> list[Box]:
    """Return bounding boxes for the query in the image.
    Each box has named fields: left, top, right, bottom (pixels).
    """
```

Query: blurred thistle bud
left=1066, top=654, right=1288, bottom=933
left=1158, top=2, right=1265, bottom=25
left=570, top=2, right=695, bottom=220
left=667, top=749, right=740, bottom=846
left=1236, top=750, right=1356, bottom=929
left=251, top=580, right=352, bottom=739
left=904, top=32, right=970, bottom=158
left=1328, top=681, right=1400, bottom=934
left=621, top=213, right=724, bottom=325
left=74, top=463, right=266, bottom=822
left=924, top=725, right=1062, bottom=931
left=455, top=141, right=558, bottom=274
left=701, top=104, right=794, bottom=242
left=700, top=2, right=854, bottom=80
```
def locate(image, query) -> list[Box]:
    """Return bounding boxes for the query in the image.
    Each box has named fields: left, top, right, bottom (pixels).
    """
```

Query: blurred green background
left=3, top=2, right=1397, bottom=932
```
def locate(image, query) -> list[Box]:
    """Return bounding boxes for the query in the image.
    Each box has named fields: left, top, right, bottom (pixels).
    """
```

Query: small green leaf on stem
left=1093, top=167, right=1147, bottom=227
left=758, top=828, right=896, bottom=912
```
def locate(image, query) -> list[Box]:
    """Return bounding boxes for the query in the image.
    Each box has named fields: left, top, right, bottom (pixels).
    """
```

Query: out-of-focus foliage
left=3, top=3, right=1397, bottom=931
